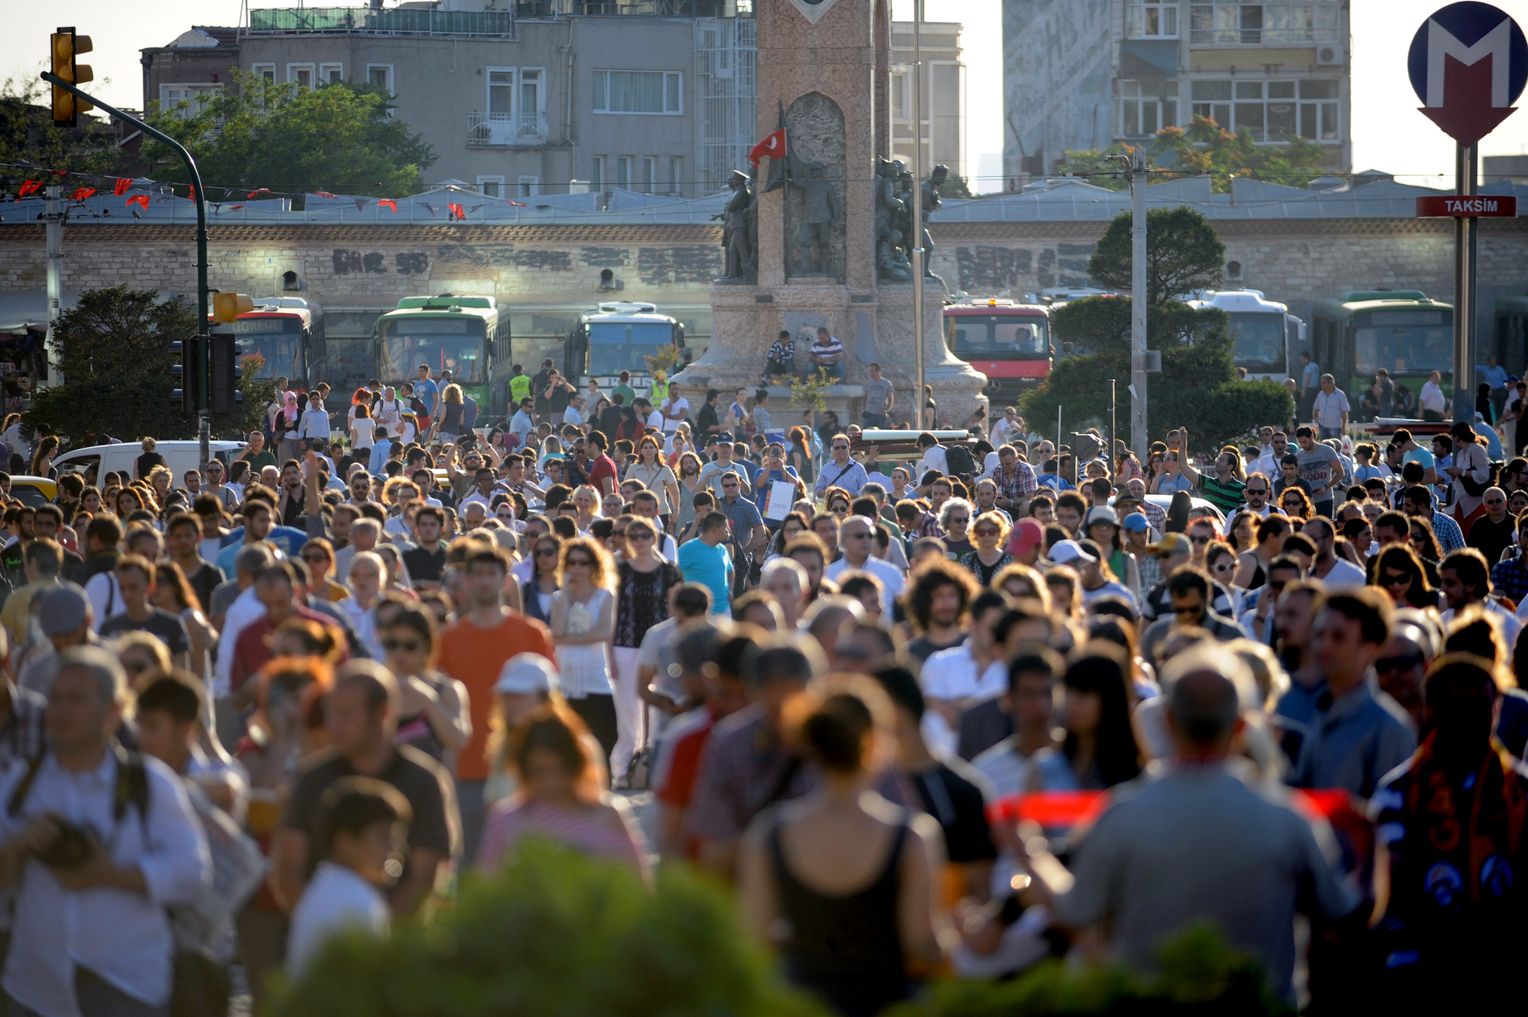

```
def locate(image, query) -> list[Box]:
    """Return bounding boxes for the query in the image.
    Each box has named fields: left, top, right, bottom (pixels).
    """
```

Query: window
left=1189, top=1, right=1341, bottom=46
left=319, top=62, right=344, bottom=85
left=518, top=176, right=539, bottom=198
left=614, top=156, right=633, bottom=189
left=488, top=67, right=515, bottom=118
left=252, top=63, right=276, bottom=86
left=1190, top=77, right=1339, bottom=141
left=486, top=67, right=544, bottom=122
left=1127, top=0, right=1180, bottom=38
left=591, top=156, right=605, bottom=191
left=1118, top=80, right=1178, bottom=137
left=891, top=67, right=911, bottom=123
left=669, top=156, right=683, bottom=194
left=592, top=70, right=683, bottom=115
left=287, top=64, right=315, bottom=89
left=520, top=68, right=544, bottom=118
left=157, top=84, right=222, bottom=117
left=642, top=157, right=658, bottom=193
left=366, top=64, right=395, bottom=94
left=476, top=175, right=505, bottom=198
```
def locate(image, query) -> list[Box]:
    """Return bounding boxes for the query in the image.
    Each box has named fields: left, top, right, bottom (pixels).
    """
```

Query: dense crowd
left=0, top=365, right=1524, bottom=1016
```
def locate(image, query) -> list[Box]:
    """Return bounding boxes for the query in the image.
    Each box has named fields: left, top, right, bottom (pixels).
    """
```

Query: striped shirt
left=0, top=684, right=46, bottom=771
left=1196, top=474, right=1246, bottom=515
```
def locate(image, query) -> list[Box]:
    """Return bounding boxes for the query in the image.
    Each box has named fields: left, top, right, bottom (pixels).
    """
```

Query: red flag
left=125, top=194, right=150, bottom=210
left=17, top=180, right=42, bottom=198
left=69, top=187, right=97, bottom=201
left=246, top=187, right=273, bottom=199
left=188, top=185, right=197, bottom=202
left=113, top=177, right=132, bottom=196
left=748, top=128, right=787, bottom=166
left=311, top=190, right=337, bottom=199
left=448, top=201, right=466, bottom=220
left=377, top=198, right=397, bottom=213
left=49, top=168, right=67, bottom=177
left=507, top=199, right=528, bottom=207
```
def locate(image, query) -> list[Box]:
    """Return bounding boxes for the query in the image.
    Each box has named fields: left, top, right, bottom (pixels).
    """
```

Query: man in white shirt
left=1312, top=374, right=1349, bottom=439
left=919, top=591, right=1008, bottom=756
left=1303, top=517, right=1367, bottom=590
left=661, top=385, right=691, bottom=434
left=0, top=646, right=210, bottom=1017
left=915, top=431, right=948, bottom=480
left=814, top=434, right=870, bottom=496
left=1418, top=369, right=1447, bottom=420
left=989, top=406, right=1023, bottom=448
left=824, top=515, right=905, bottom=616
left=298, top=391, right=331, bottom=443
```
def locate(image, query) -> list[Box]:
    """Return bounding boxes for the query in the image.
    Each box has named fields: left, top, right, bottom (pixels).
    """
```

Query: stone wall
left=3, top=216, right=1524, bottom=343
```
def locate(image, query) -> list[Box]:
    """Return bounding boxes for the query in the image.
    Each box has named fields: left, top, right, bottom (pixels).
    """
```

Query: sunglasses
left=381, top=638, right=423, bottom=653
left=948, top=515, right=969, bottom=524
left=302, top=553, right=329, bottom=563
left=1246, top=488, right=1268, bottom=495
left=1380, top=571, right=1412, bottom=587
left=832, top=444, right=850, bottom=451
left=566, top=557, right=594, bottom=567
left=1375, top=651, right=1425, bottom=673
left=628, top=532, right=654, bottom=541
left=1189, top=535, right=1213, bottom=544
left=535, top=547, right=558, bottom=557
left=974, top=527, right=1001, bottom=536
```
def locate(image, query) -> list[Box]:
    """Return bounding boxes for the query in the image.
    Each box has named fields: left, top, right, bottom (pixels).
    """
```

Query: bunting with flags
left=448, top=202, right=466, bottom=220
left=377, top=198, right=397, bottom=213
left=113, top=177, right=133, bottom=196
left=69, top=187, right=96, bottom=201
left=125, top=194, right=150, bottom=210
left=17, top=180, right=42, bottom=198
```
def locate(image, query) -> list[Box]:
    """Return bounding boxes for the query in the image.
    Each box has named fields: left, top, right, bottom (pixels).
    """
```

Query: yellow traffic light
left=49, top=27, right=93, bottom=126
left=211, top=292, right=255, bottom=323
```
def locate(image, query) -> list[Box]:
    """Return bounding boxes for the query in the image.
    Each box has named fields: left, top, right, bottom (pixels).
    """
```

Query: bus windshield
left=379, top=317, right=486, bottom=384
left=1353, top=309, right=1452, bottom=377
left=945, top=314, right=1050, bottom=359
left=225, top=318, right=303, bottom=381
left=1227, top=313, right=1286, bottom=375
left=586, top=321, right=676, bottom=375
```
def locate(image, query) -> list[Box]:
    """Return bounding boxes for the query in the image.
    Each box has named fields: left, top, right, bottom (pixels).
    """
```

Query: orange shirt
left=437, top=611, right=555, bottom=781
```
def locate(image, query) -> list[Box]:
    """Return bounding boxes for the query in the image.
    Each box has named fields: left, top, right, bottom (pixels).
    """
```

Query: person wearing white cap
left=483, top=653, right=608, bottom=806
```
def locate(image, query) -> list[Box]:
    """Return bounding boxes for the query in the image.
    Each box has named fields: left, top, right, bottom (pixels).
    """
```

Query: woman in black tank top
left=738, top=677, right=949, bottom=1017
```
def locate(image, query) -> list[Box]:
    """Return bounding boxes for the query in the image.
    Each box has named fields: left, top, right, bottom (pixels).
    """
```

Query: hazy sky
left=5, top=0, right=1527, bottom=190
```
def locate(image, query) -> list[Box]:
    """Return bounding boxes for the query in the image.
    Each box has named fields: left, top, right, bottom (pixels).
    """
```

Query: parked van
left=53, top=440, right=246, bottom=486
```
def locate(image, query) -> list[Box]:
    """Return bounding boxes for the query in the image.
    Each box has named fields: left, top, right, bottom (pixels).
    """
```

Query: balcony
left=467, top=111, right=551, bottom=148
left=247, top=7, right=515, bottom=38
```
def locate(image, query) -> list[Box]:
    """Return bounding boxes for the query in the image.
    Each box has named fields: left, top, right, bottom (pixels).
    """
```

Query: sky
left=5, top=0, right=1528, bottom=191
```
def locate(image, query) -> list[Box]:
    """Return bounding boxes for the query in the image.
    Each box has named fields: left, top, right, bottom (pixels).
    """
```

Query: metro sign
left=1408, top=2, right=1528, bottom=146
left=1416, top=194, right=1519, bottom=217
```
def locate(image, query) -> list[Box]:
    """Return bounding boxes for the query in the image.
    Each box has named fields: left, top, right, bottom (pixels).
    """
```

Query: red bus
left=214, top=298, right=322, bottom=388
left=943, top=299, right=1052, bottom=405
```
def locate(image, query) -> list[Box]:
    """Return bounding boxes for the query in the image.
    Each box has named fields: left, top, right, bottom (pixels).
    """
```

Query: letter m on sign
left=1409, top=4, right=1528, bottom=147
left=1426, top=18, right=1514, bottom=106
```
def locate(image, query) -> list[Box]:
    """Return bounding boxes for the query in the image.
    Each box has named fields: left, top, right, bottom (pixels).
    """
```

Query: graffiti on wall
left=331, top=249, right=432, bottom=276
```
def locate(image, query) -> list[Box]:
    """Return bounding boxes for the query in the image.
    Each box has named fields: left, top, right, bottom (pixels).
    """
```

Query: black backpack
left=944, top=443, right=976, bottom=481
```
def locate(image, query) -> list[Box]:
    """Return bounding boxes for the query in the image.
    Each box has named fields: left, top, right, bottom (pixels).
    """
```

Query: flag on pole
left=113, top=177, right=133, bottom=196
left=748, top=128, right=787, bottom=167
left=377, top=198, right=398, bottom=213
left=17, top=180, right=42, bottom=198
left=246, top=188, right=273, bottom=199
left=126, top=194, right=150, bottom=210
left=448, top=202, right=466, bottom=220
left=763, top=103, right=790, bottom=193
left=69, top=187, right=96, bottom=201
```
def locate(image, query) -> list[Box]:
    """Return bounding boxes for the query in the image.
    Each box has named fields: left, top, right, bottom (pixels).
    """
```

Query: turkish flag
left=113, top=177, right=132, bottom=196
left=377, top=199, right=397, bottom=212
left=70, top=187, right=96, bottom=201
left=125, top=194, right=150, bottom=209
left=748, top=128, right=787, bottom=166
left=17, top=180, right=42, bottom=198
left=448, top=201, right=465, bottom=220
left=247, top=187, right=273, bottom=199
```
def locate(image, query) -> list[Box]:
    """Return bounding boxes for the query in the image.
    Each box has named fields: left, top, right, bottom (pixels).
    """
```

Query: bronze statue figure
left=716, top=169, right=757, bottom=282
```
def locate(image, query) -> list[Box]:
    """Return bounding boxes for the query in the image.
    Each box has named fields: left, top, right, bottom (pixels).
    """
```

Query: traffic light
left=171, top=337, right=205, bottom=413
left=49, top=27, right=93, bottom=127
left=209, top=332, right=241, bottom=414
left=211, top=292, right=254, bottom=324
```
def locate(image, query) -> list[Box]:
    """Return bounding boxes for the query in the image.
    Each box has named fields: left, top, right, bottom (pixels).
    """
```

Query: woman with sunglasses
left=1408, top=518, right=1445, bottom=585
left=751, top=444, right=808, bottom=520
left=550, top=537, right=619, bottom=770
left=1279, top=487, right=1314, bottom=521
left=1370, top=544, right=1439, bottom=610
left=764, top=511, right=812, bottom=563
left=611, top=519, right=682, bottom=785
left=382, top=603, right=470, bottom=770
left=960, top=511, right=1014, bottom=587
left=518, top=535, right=561, bottom=627
left=1204, top=543, right=1240, bottom=606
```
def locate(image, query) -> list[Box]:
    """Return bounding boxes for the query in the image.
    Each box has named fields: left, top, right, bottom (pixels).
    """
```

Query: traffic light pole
left=44, top=185, right=63, bottom=386
left=40, top=71, right=211, bottom=467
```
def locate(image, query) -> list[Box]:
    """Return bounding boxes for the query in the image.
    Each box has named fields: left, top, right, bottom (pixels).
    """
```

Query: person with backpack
left=0, top=646, right=210, bottom=1017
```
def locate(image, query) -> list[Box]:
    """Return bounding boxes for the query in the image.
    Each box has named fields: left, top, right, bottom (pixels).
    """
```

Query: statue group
left=715, top=157, right=948, bottom=286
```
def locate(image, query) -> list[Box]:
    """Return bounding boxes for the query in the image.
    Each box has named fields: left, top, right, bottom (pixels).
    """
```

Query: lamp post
left=910, top=0, right=926, bottom=430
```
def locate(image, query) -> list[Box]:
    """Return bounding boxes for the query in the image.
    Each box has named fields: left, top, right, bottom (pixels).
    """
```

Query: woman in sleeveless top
left=549, top=537, right=618, bottom=771
left=519, top=535, right=561, bottom=626
left=611, top=519, right=681, bottom=782
left=380, top=603, right=470, bottom=772
left=739, top=677, right=949, bottom=1017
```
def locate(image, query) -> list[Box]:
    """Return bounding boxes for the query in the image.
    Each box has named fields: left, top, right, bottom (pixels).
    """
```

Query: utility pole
left=910, top=0, right=926, bottom=430
left=1451, top=141, right=1477, bottom=424
left=44, top=185, right=64, bottom=386
left=1129, top=148, right=1148, bottom=459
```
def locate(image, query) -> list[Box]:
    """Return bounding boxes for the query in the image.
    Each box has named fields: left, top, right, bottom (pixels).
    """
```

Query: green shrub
left=885, top=925, right=1289, bottom=1017
left=270, top=843, right=828, bottom=1017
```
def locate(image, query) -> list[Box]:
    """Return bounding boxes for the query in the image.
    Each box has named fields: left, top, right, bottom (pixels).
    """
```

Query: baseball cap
left=38, top=584, right=90, bottom=637
left=494, top=653, right=561, bottom=697
left=1006, top=518, right=1044, bottom=556
left=1152, top=532, right=1191, bottom=556
left=1084, top=506, right=1118, bottom=529
left=1121, top=512, right=1149, bottom=533
left=1048, top=538, right=1097, bottom=566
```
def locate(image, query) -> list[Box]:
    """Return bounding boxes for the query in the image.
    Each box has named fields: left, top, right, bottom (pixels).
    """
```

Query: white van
left=53, top=440, right=247, bottom=485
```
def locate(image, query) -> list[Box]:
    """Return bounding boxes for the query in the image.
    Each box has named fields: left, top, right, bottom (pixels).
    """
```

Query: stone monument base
left=674, top=280, right=988, bottom=430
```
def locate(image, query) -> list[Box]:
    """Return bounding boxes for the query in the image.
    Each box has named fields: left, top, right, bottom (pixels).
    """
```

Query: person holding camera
left=0, top=645, right=210, bottom=1017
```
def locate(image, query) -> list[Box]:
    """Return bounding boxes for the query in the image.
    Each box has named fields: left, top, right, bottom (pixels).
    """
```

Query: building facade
left=889, top=22, right=966, bottom=183
left=1003, top=0, right=1351, bottom=186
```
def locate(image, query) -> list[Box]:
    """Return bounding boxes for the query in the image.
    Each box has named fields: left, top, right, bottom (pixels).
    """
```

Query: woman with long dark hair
left=610, top=518, right=681, bottom=784
left=1055, top=649, right=1143, bottom=790
left=788, top=425, right=815, bottom=488
left=1371, top=543, right=1440, bottom=611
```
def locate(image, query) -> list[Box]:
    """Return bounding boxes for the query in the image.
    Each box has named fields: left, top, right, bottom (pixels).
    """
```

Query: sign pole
left=1451, top=141, right=1477, bottom=424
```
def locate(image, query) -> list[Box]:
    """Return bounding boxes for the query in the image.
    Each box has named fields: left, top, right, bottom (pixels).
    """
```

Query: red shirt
left=231, top=606, right=345, bottom=691
left=655, top=709, right=720, bottom=860
left=437, top=612, right=555, bottom=781
left=587, top=454, right=619, bottom=496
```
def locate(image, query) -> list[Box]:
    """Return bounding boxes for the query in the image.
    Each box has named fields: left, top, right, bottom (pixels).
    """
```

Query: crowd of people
left=0, top=376, right=1523, bottom=1016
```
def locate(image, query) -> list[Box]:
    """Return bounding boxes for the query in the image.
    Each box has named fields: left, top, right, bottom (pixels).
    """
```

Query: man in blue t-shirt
left=414, top=364, right=440, bottom=419
left=677, top=511, right=734, bottom=615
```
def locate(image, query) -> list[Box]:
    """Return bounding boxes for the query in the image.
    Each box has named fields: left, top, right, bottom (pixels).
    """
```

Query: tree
left=1056, top=115, right=1329, bottom=193
left=0, top=76, right=123, bottom=180
left=1087, top=206, right=1225, bottom=310
left=142, top=73, right=434, bottom=198
left=28, top=286, right=271, bottom=445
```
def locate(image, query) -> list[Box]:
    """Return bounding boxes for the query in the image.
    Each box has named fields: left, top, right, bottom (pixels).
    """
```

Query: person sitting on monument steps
left=810, top=328, right=846, bottom=383
left=766, top=331, right=798, bottom=381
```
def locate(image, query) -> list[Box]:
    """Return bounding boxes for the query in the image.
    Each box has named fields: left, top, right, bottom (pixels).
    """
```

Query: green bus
left=1311, top=290, right=1453, bottom=401
left=1492, top=296, right=1528, bottom=373
left=373, top=294, right=512, bottom=417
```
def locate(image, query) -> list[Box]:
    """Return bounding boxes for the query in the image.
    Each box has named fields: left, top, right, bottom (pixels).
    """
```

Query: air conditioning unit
left=1315, top=45, right=1344, bottom=66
